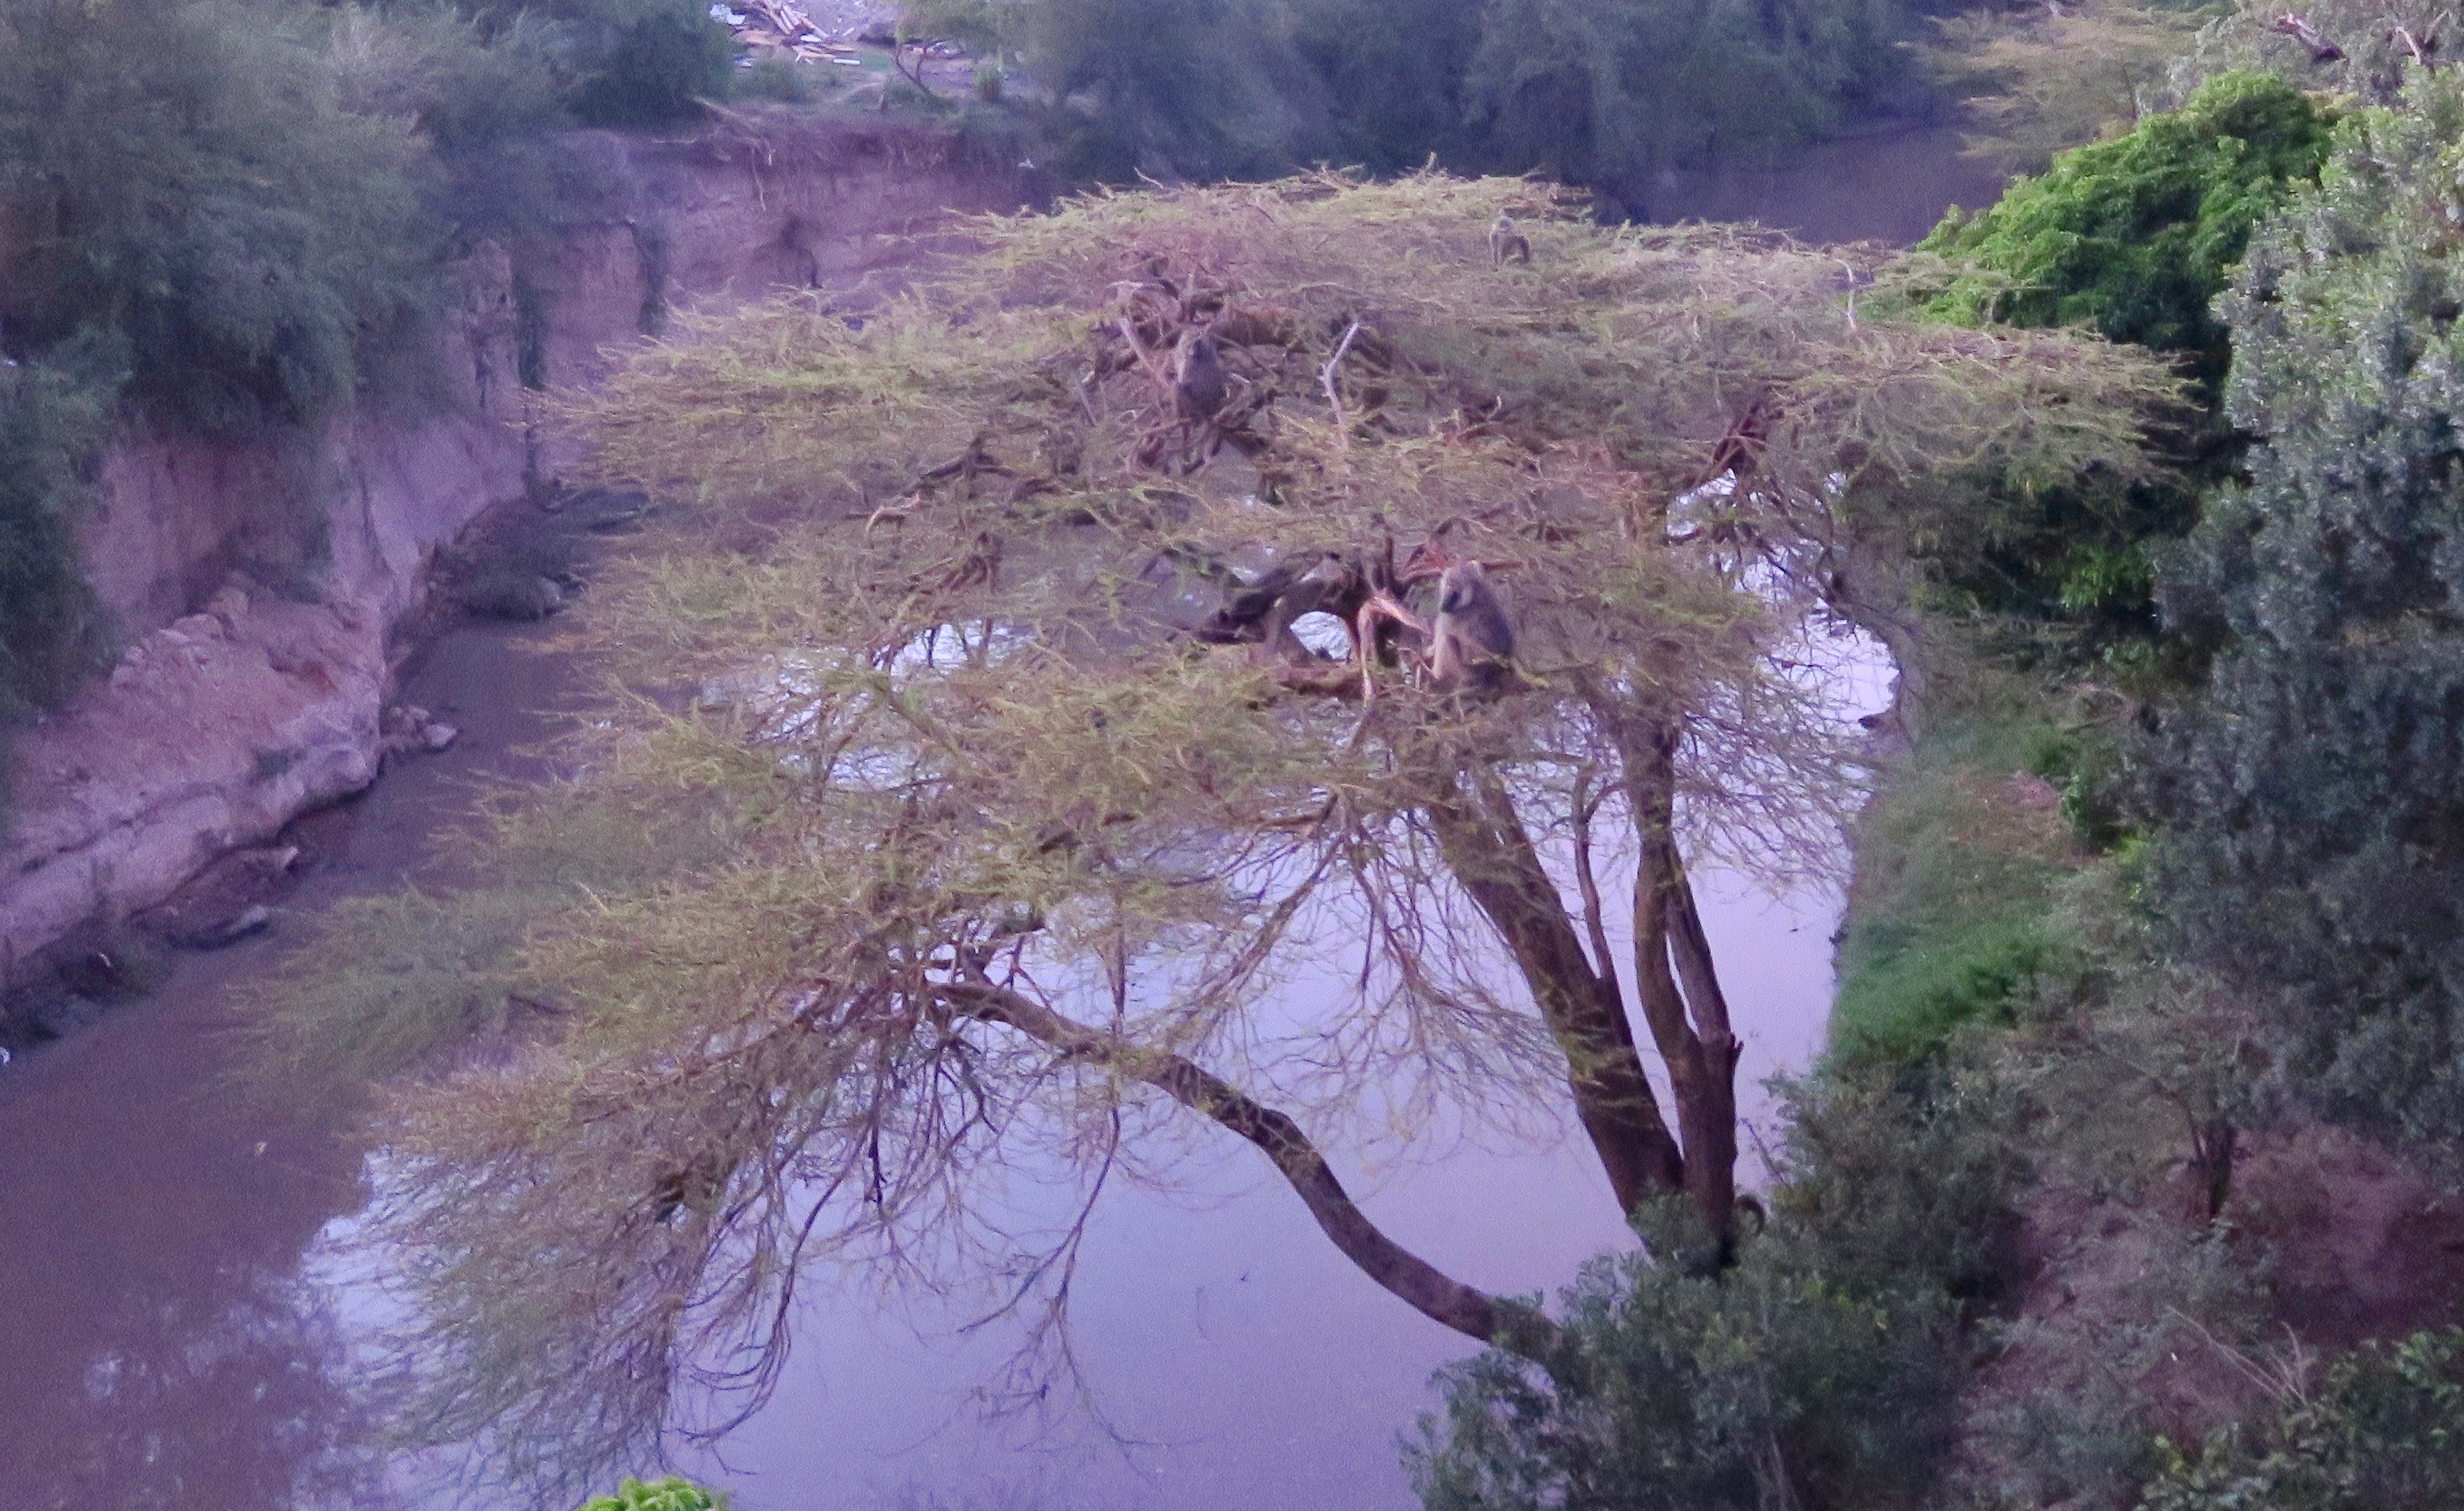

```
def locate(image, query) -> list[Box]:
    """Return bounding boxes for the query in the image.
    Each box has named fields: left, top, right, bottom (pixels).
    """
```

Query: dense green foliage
left=0, top=0, right=434, bottom=435
left=1814, top=53, right=2464, bottom=1511
left=1920, top=70, right=2331, bottom=378
left=558, top=1, right=738, bottom=128
left=1896, top=71, right=2330, bottom=656
left=1464, top=0, right=1913, bottom=211
left=0, top=334, right=129, bottom=725
left=911, top=0, right=1923, bottom=199
left=1412, top=1213, right=1961, bottom=1510
left=576, top=1476, right=727, bottom=1511
left=2140, top=1330, right=2464, bottom=1510
left=2148, top=73, right=2464, bottom=1159
left=0, top=0, right=738, bottom=725
left=1412, top=1059, right=2025, bottom=1509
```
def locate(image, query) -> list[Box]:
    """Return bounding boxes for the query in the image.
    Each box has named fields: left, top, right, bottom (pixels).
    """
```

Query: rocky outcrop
left=1, top=111, right=1040, bottom=979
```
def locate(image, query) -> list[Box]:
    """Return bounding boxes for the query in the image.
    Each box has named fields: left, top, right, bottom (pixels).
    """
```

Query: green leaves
left=2139, top=1330, right=2464, bottom=1510
left=576, top=1475, right=729, bottom=1511
left=1921, top=69, right=2335, bottom=386
left=2150, top=69, right=2464, bottom=1158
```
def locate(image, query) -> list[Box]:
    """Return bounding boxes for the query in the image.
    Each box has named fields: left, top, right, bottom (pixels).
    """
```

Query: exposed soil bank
left=1, top=113, right=1040, bottom=1015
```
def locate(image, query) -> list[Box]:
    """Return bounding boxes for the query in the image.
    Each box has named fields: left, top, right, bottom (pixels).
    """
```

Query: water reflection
left=642, top=866, right=1847, bottom=1511
left=0, top=537, right=1894, bottom=1511
left=0, top=961, right=390, bottom=1511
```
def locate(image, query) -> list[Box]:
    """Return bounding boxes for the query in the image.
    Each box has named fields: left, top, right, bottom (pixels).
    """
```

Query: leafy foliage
left=1465, top=0, right=1916, bottom=214
left=0, top=333, right=128, bottom=725
left=1411, top=1215, right=1962, bottom=1510
left=2171, top=0, right=2453, bottom=111
left=2148, top=71, right=2464, bottom=1158
left=577, top=1475, right=729, bottom=1511
left=0, top=0, right=435, bottom=435
left=1920, top=69, right=2333, bottom=379
left=0, top=0, right=746, bottom=729
left=1291, top=0, right=1487, bottom=174
left=1888, top=70, right=2327, bottom=652
left=2139, top=1330, right=2464, bottom=1510
left=564, top=1, right=738, bottom=128
left=1409, top=1055, right=2025, bottom=1511
left=906, top=0, right=1922, bottom=192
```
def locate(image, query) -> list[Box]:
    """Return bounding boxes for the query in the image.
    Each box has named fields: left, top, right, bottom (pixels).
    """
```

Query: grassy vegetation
left=1830, top=687, right=2086, bottom=1064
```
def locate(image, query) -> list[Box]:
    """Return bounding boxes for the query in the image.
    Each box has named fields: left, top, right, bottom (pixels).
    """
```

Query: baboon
left=1175, top=331, right=1229, bottom=423
left=1428, top=562, right=1515, bottom=696
left=1489, top=214, right=1532, bottom=269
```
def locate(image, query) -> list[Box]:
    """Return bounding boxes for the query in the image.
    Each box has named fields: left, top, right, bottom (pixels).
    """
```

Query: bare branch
left=935, top=977, right=1561, bottom=1360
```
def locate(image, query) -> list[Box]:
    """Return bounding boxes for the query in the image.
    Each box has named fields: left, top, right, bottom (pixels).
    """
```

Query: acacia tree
left=326, top=174, right=2168, bottom=1482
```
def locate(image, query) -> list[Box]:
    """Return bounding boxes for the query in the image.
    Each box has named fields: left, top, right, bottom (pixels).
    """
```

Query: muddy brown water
left=0, top=131, right=1980, bottom=1511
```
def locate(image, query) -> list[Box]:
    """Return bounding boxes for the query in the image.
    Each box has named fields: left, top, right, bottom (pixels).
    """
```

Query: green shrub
left=576, top=1476, right=728, bottom=1511
left=1889, top=71, right=2331, bottom=651
left=1465, top=0, right=1916, bottom=214
left=2139, top=1330, right=2464, bottom=1510
left=1921, top=69, right=2334, bottom=384
left=0, top=333, right=125, bottom=722
left=1411, top=1055, right=2027, bottom=1511
left=0, top=0, right=435, bottom=435
left=566, top=2, right=735, bottom=127
left=1408, top=1203, right=1965, bottom=1511
left=2151, top=70, right=2464, bottom=1158
left=737, top=53, right=821, bottom=104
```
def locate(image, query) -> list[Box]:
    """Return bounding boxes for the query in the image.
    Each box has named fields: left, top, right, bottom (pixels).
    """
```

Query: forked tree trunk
left=1425, top=766, right=1686, bottom=1214
left=1424, top=706, right=1748, bottom=1250
left=1615, top=709, right=1745, bottom=1247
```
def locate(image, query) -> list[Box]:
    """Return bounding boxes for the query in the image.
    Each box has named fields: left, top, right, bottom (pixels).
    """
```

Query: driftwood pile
left=710, top=0, right=857, bottom=59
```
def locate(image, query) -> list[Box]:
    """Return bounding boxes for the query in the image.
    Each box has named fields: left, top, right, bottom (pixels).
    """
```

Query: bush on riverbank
left=1818, top=54, right=2464, bottom=1510
left=1886, top=71, right=2331, bottom=656
left=2148, top=69, right=2464, bottom=1165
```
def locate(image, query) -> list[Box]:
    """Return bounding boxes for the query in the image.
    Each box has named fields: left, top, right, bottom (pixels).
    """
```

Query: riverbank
left=0, top=109, right=1043, bottom=1024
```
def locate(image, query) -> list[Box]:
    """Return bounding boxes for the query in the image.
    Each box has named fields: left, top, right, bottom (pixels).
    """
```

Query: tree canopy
left=269, top=173, right=2168, bottom=1487
left=1919, top=69, right=2335, bottom=384
left=2151, top=71, right=2464, bottom=1159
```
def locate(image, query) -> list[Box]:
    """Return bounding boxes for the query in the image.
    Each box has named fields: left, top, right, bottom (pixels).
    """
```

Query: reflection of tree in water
left=0, top=1034, right=390, bottom=1510
left=12, top=1254, right=390, bottom=1511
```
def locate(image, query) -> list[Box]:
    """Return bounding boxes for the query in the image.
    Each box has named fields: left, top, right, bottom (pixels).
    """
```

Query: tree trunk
left=1612, top=709, right=1743, bottom=1247
left=1424, top=762, right=1687, bottom=1214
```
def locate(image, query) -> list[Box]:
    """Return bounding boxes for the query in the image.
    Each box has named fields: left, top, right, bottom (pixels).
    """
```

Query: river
left=0, top=127, right=1984, bottom=1511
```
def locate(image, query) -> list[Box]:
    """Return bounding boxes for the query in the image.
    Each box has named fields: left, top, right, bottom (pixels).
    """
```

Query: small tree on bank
left=305, top=174, right=2169, bottom=1484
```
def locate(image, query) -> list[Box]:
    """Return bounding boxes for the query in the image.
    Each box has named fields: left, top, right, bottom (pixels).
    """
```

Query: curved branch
left=933, top=978, right=1560, bottom=1362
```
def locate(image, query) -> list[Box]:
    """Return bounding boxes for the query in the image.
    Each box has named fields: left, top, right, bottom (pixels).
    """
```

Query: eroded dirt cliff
left=2, top=111, right=1039, bottom=991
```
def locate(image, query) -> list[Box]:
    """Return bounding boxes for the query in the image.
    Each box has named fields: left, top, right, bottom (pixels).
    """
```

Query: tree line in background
left=912, top=0, right=1927, bottom=199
